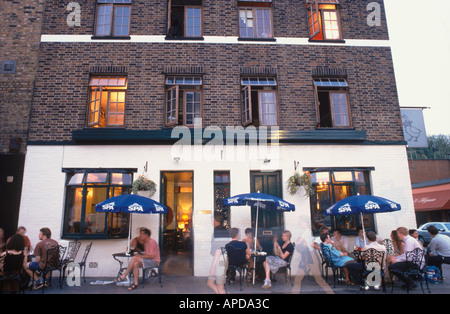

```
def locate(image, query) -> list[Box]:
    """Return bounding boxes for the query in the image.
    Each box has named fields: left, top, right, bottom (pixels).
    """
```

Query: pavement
left=24, top=263, right=450, bottom=295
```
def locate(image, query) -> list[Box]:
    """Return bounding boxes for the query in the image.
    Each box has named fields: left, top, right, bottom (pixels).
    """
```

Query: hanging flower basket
left=132, top=175, right=157, bottom=197
left=288, top=171, right=314, bottom=197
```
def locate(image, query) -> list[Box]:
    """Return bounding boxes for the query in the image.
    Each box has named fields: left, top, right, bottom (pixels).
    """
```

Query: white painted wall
left=18, top=144, right=415, bottom=278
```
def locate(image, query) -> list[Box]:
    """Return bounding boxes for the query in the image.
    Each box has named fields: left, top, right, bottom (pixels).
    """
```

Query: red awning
left=413, top=189, right=450, bottom=212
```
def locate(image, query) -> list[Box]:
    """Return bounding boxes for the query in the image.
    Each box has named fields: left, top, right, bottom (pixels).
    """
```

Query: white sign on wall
left=400, top=107, right=428, bottom=148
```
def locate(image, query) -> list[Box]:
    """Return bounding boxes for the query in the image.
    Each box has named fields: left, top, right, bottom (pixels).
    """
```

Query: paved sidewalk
left=25, top=264, right=450, bottom=295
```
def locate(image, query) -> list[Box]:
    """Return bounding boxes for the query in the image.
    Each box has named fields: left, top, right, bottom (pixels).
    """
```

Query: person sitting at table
left=355, top=227, right=369, bottom=249
left=346, top=231, right=386, bottom=288
left=321, top=233, right=356, bottom=285
left=426, top=225, right=450, bottom=280
left=243, top=228, right=262, bottom=252
left=24, top=227, right=59, bottom=290
left=0, top=234, right=28, bottom=293
left=225, top=228, right=250, bottom=283
left=262, top=230, right=294, bottom=289
left=388, top=227, right=423, bottom=290
left=115, top=227, right=160, bottom=291
left=312, top=226, right=331, bottom=251
left=331, top=228, right=349, bottom=254
left=129, top=227, right=147, bottom=253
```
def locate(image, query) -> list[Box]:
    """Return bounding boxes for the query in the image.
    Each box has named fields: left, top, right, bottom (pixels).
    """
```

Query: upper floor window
left=307, top=0, right=342, bottom=41
left=167, top=0, right=203, bottom=38
left=95, top=0, right=131, bottom=37
left=165, top=76, right=203, bottom=127
left=88, top=76, right=127, bottom=128
left=313, top=78, right=350, bottom=128
left=239, top=1, right=273, bottom=39
left=241, top=77, right=278, bottom=126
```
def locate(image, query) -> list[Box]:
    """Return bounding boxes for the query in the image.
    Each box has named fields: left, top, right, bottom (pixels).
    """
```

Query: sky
left=384, top=0, right=450, bottom=136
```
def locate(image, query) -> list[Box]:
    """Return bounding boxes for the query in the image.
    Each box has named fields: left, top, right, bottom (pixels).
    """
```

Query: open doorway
left=160, top=171, right=193, bottom=276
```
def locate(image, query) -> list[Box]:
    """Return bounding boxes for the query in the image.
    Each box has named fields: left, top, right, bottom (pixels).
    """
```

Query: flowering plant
left=132, top=175, right=156, bottom=196
left=287, top=171, right=314, bottom=197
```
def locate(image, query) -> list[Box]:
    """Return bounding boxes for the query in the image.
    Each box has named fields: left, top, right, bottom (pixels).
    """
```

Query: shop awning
left=413, top=187, right=450, bottom=212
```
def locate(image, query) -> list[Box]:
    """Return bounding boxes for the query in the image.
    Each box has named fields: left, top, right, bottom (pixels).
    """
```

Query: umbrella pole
left=360, top=213, right=367, bottom=245
left=127, top=214, right=132, bottom=256
left=253, top=203, right=259, bottom=285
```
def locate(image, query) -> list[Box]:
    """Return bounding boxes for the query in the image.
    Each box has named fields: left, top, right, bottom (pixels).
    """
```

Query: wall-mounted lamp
left=174, top=157, right=180, bottom=162
left=264, top=158, right=271, bottom=163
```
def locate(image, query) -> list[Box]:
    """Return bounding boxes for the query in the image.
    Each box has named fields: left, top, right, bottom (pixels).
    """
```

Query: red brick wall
left=27, top=0, right=403, bottom=143
left=409, top=160, right=450, bottom=184
left=0, top=0, right=44, bottom=152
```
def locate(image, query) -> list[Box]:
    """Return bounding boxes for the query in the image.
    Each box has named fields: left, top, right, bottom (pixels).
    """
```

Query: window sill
left=238, top=37, right=276, bottom=42
left=165, top=36, right=205, bottom=41
left=91, top=36, right=131, bottom=40
left=308, top=38, right=346, bottom=44
left=315, top=127, right=355, bottom=130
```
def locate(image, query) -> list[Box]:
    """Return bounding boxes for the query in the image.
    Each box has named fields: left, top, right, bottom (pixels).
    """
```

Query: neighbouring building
left=0, top=0, right=45, bottom=239
left=409, top=160, right=450, bottom=226
left=17, top=0, right=417, bottom=278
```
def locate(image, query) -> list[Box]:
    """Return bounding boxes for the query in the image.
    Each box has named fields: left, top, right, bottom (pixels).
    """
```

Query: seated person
left=24, top=227, right=59, bottom=290
left=116, top=228, right=160, bottom=291
left=262, top=230, right=294, bottom=289
left=312, top=226, right=331, bottom=250
left=331, top=228, right=349, bottom=254
left=320, top=233, right=356, bottom=285
left=129, top=227, right=147, bottom=253
left=0, top=234, right=28, bottom=293
left=355, top=227, right=369, bottom=249
left=388, top=227, right=423, bottom=290
left=225, top=228, right=250, bottom=282
left=426, top=225, right=450, bottom=279
left=346, top=231, right=386, bottom=288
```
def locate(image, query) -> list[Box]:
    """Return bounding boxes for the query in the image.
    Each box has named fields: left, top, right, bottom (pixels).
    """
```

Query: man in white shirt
left=388, top=227, right=423, bottom=289
left=426, top=225, right=450, bottom=279
left=346, top=231, right=386, bottom=289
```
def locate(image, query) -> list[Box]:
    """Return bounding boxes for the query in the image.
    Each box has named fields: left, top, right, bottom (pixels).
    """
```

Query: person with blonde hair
left=262, top=230, right=294, bottom=289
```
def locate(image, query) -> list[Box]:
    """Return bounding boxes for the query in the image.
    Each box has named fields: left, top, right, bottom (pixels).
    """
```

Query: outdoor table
left=250, top=251, right=267, bottom=284
left=112, top=252, right=133, bottom=278
left=352, top=250, right=363, bottom=262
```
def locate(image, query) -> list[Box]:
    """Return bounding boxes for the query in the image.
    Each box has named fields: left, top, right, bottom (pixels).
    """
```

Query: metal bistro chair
left=222, top=246, right=248, bottom=291
left=361, top=248, right=386, bottom=292
left=77, top=242, right=92, bottom=282
left=320, top=243, right=344, bottom=288
left=32, top=243, right=61, bottom=293
left=390, top=247, right=431, bottom=294
left=142, top=258, right=163, bottom=288
left=272, top=242, right=295, bottom=286
left=59, top=240, right=81, bottom=287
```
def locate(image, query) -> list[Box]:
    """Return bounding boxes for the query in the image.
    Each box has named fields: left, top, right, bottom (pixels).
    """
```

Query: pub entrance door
left=250, top=171, right=284, bottom=255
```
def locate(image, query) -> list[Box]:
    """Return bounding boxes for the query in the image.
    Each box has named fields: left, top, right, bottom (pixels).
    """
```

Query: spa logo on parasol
left=227, top=197, right=239, bottom=204
left=101, top=202, right=115, bottom=211
left=338, top=203, right=352, bottom=214
left=365, top=201, right=380, bottom=210
left=128, top=203, right=144, bottom=212
left=154, top=204, right=165, bottom=212
left=278, top=200, right=290, bottom=209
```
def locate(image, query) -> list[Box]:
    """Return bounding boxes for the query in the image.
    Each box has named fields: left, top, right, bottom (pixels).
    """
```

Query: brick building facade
left=17, top=0, right=417, bottom=278
left=0, top=0, right=45, bottom=239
